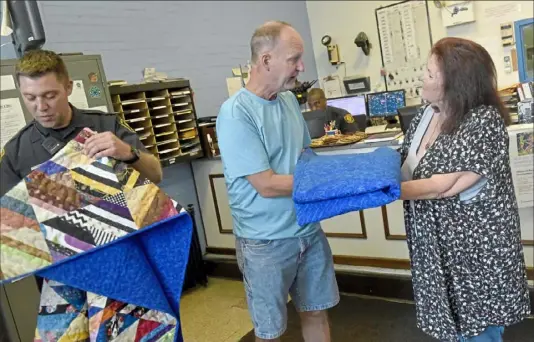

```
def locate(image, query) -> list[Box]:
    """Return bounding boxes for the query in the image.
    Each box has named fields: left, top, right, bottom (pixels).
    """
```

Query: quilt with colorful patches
left=0, top=128, right=193, bottom=342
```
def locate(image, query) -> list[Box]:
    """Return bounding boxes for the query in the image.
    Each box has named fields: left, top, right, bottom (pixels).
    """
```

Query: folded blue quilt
left=293, top=147, right=401, bottom=225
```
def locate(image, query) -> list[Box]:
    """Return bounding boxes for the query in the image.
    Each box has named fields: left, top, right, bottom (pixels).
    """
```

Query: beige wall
left=306, top=1, right=533, bottom=92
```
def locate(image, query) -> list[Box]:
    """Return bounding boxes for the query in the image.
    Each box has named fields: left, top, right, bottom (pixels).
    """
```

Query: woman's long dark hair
left=431, top=37, right=510, bottom=134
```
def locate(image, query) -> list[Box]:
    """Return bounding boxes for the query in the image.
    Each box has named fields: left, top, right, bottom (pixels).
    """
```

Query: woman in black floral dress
left=399, top=37, right=530, bottom=342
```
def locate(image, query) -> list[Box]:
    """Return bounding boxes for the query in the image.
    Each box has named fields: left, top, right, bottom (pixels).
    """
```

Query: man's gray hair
left=250, top=21, right=293, bottom=64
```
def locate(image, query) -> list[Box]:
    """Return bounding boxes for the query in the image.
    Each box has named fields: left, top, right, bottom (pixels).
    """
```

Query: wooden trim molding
left=206, top=247, right=236, bottom=256
left=382, top=206, right=406, bottom=240
left=325, top=211, right=367, bottom=239
left=333, top=254, right=411, bottom=270
left=208, top=173, right=233, bottom=235
left=206, top=260, right=534, bottom=307
left=382, top=205, right=534, bottom=247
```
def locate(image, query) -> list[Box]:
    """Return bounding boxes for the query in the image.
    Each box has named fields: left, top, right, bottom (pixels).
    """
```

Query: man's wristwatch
left=124, top=146, right=141, bottom=164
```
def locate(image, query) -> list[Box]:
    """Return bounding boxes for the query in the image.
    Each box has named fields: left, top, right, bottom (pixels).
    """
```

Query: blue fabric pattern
left=36, top=214, right=192, bottom=319
left=293, top=148, right=401, bottom=225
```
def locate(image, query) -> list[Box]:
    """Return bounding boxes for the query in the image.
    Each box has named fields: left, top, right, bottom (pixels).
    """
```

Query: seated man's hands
left=83, top=132, right=134, bottom=161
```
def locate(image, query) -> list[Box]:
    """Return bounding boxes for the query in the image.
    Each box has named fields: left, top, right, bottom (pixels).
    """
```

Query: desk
left=191, top=134, right=533, bottom=276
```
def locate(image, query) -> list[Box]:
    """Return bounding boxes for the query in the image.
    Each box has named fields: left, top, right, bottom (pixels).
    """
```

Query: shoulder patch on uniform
left=344, top=113, right=355, bottom=124
left=0, top=148, right=4, bottom=162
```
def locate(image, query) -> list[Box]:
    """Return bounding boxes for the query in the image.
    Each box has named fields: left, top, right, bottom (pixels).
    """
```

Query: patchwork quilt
left=293, top=147, right=401, bottom=225
left=0, top=128, right=193, bottom=342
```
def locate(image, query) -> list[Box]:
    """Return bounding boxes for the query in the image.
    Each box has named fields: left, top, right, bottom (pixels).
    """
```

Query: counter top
left=199, top=124, right=532, bottom=161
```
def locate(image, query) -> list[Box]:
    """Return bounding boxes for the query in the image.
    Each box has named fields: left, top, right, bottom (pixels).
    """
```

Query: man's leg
left=256, top=337, right=279, bottom=342
left=299, top=310, right=331, bottom=342
left=289, top=229, right=339, bottom=342
left=235, top=237, right=300, bottom=341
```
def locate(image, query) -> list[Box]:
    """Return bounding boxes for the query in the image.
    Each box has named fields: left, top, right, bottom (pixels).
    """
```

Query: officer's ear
left=65, top=79, right=73, bottom=97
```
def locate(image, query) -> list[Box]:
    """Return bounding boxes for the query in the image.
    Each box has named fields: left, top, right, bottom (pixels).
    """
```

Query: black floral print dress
left=399, top=104, right=531, bottom=341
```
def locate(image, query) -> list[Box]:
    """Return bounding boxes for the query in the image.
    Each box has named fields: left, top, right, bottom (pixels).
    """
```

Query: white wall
left=306, top=0, right=533, bottom=92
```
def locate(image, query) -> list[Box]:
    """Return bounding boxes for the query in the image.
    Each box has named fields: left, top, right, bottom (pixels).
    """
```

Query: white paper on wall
left=0, top=97, right=26, bottom=149
left=508, top=124, right=534, bottom=208
left=68, top=80, right=89, bottom=109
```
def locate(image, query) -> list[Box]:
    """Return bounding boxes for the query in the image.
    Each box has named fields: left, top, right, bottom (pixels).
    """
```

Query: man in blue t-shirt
left=217, top=21, right=339, bottom=341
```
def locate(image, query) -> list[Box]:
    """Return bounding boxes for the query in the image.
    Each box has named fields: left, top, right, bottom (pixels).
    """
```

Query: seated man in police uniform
left=0, top=49, right=163, bottom=197
left=307, top=88, right=360, bottom=134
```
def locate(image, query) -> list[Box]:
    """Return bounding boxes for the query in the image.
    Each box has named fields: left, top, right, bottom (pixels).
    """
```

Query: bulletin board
left=375, top=0, right=433, bottom=105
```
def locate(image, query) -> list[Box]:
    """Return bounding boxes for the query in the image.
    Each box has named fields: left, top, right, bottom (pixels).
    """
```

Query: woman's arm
left=400, top=171, right=482, bottom=200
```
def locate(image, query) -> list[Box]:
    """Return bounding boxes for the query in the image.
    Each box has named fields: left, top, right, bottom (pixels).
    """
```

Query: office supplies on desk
left=326, top=130, right=336, bottom=136
left=322, top=121, right=336, bottom=133
left=328, top=120, right=336, bottom=130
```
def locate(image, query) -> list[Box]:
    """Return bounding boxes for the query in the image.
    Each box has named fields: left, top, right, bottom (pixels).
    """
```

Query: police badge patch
left=344, top=113, right=355, bottom=124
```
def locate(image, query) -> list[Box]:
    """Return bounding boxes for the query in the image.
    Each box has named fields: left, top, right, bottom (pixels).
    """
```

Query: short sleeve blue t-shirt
left=216, top=88, right=319, bottom=240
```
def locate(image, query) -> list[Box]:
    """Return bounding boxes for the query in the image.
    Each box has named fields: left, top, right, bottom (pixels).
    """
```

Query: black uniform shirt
left=325, top=105, right=360, bottom=134
left=0, top=105, right=148, bottom=197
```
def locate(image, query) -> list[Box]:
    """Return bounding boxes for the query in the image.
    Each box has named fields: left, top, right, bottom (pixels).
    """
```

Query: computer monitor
left=302, top=109, right=328, bottom=139
left=397, top=104, right=422, bottom=134
left=326, top=95, right=367, bottom=116
left=367, top=90, right=406, bottom=117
